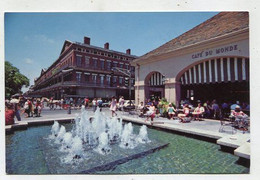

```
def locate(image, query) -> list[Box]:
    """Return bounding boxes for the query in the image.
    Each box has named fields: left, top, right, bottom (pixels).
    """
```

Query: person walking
left=92, top=98, right=97, bottom=112
left=110, top=96, right=117, bottom=117
left=119, top=96, right=124, bottom=111
left=11, top=99, right=21, bottom=121
left=84, top=97, right=89, bottom=109
left=5, top=102, right=15, bottom=125
left=97, top=98, right=103, bottom=112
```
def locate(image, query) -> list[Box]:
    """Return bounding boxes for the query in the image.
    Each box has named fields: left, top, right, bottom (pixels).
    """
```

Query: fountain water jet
left=47, top=106, right=154, bottom=169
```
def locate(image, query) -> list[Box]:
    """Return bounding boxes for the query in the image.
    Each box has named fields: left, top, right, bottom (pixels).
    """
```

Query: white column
left=185, top=71, right=188, bottom=84
left=198, top=64, right=201, bottom=83
left=193, top=66, right=197, bottom=84
left=227, top=57, right=231, bottom=81
left=209, top=60, right=212, bottom=82
left=157, top=72, right=159, bottom=85
left=203, top=61, right=207, bottom=83
left=234, top=57, right=238, bottom=81
left=214, top=59, right=218, bottom=82
left=151, top=74, right=153, bottom=86
left=220, top=58, right=224, bottom=82
left=242, top=58, right=246, bottom=80
left=189, top=69, right=192, bottom=84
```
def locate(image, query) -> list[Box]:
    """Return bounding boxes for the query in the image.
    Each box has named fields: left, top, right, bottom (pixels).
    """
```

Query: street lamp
left=111, top=67, right=132, bottom=106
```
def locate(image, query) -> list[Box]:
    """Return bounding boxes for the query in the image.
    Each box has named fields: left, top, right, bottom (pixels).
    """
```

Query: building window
left=100, top=60, right=105, bottom=70
left=119, top=63, right=123, bottom=68
left=100, top=75, right=104, bottom=85
left=76, top=72, right=81, bottom=82
left=76, top=55, right=82, bottom=67
left=125, top=64, right=129, bottom=70
left=113, top=76, right=117, bottom=83
left=85, top=56, right=90, bottom=67
left=92, top=74, right=97, bottom=84
left=93, top=59, right=98, bottom=69
left=131, top=66, right=135, bottom=74
left=106, top=75, right=111, bottom=85
left=113, top=61, right=118, bottom=68
left=131, top=79, right=135, bottom=86
left=85, top=73, right=90, bottom=82
left=119, top=77, right=123, bottom=85
left=107, top=61, right=111, bottom=70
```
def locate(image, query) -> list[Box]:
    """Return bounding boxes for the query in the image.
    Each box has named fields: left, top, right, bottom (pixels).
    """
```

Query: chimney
left=126, top=49, right=131, bottom=55
left=84, top=36, right=90, bottom=45
left=104, top=42, right=109, bottom=49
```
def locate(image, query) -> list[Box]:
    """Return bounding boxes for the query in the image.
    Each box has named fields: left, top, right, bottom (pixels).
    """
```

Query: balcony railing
left=62, top=81, right=120, bottom=88
left=34, top=80, right=133, bottom=93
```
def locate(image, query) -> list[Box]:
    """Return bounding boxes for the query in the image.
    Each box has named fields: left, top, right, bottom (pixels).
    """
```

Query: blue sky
left=5, top=12, right=218, bottom=92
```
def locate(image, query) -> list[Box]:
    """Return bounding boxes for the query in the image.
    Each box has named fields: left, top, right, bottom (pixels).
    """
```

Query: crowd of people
left=5, top=95, right=127, bottom=125
left=5, top=97, right=44, bottom=125
left=135, top=98, right=250, bottom=125
left=5, top=93, right=250, bottom=130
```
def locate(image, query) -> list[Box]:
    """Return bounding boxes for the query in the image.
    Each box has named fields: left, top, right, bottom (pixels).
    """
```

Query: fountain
left=39, top=107, right=168, bottom=173
left=49, top=107, right=151, bottom=157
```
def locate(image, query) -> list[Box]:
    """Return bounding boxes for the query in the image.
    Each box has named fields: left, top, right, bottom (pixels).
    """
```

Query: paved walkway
left=6, top=108, right=250, bottom=160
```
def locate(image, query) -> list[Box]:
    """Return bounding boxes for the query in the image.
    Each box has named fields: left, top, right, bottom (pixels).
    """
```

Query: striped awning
left=180, top=57, right=249, bottom=85
left=149, top=72, right=164, bottom=86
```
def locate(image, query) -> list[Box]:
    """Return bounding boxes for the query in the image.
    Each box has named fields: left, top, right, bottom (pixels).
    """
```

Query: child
left=167, top=104, right=176, bottom=120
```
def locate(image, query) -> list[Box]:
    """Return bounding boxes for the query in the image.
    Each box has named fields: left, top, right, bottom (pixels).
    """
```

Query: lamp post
left=162, top=75, right=170, bottom=100
left=111, top=67, right=132, bottom=106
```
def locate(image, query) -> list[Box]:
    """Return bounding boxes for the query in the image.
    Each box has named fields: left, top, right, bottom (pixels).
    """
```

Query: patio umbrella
left=10, top=98, right=19, bottom=103
left=230, top=104, right=240, bottom=110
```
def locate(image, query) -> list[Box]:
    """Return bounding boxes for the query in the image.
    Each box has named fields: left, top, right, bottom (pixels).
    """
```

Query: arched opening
left=144, top=71, right=165, bottom=100
left=176, top=56, right=249, bottom=105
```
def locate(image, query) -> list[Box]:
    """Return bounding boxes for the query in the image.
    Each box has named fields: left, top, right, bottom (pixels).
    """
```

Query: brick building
left=132, top=12, right=249, bottom=106
left=31, top=36, right=137, bottom=100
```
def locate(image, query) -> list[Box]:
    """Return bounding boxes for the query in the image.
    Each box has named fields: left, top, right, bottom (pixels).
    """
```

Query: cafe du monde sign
left=191, top=44, right=238, bottom=59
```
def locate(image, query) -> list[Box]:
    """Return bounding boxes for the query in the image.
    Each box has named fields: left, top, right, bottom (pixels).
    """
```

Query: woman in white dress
left=110, top=96, right=117, bottom=117
left=145, top=103, right=156, bottom=125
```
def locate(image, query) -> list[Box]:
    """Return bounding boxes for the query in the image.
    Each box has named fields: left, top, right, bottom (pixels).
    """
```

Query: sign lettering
left=191, top=44, right=238, bottom=59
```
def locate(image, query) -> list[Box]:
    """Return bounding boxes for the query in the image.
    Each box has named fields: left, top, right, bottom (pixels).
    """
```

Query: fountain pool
left=6, top=108, right=249, bottom=174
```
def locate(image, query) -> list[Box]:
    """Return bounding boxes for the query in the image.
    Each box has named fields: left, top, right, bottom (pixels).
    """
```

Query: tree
left=5, top=61, right=30, bottom=98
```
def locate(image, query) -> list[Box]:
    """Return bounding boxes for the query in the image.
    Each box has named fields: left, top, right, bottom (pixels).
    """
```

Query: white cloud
left=23, top=34, right=55, bottom=44
left=24, top=58, right=33, bottom=64
left=34, top=34, right=55, bottom=44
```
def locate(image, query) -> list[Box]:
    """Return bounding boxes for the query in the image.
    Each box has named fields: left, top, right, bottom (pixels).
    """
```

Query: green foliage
left=5, top=61, right=30, bottom=98
left=158, top=98, right=176, bottom=117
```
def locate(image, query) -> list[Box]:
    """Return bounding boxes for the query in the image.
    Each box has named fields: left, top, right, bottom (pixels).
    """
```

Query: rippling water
left=6, top=123, right=249, bottom=174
